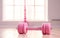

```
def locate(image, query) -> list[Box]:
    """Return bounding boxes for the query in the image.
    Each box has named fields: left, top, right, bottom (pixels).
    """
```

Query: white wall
left=48, top=0, right=60, bottom=28
left=0, top=0, right=60, bottom=28
left=48, top=0, right=60, bottom=19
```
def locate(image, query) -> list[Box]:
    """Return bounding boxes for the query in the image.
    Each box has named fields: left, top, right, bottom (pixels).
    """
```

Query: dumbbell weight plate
left=45, top=23, right=51, bottom=35
left=42, top=23, right=51, bottom=35
left=17, top=22, right=28, bottom=34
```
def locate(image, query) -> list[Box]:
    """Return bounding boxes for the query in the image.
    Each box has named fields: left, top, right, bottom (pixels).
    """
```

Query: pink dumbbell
left=17, top=22, right=51, bottom=35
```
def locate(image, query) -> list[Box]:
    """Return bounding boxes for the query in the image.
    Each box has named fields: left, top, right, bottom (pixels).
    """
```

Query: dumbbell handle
left=27, top=27, right=42, bottom=30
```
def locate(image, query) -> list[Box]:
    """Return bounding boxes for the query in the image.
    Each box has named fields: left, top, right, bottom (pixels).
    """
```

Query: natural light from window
left=3, top=0, right=48, bottom=21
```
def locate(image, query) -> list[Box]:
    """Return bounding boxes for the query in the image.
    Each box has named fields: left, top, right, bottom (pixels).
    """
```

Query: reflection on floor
left=0, top=28, right=60, bottom=38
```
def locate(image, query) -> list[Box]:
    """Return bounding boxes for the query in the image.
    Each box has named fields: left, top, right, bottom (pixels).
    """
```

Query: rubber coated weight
left=18, top=23, right=24, bottom=34
left=17, top=22, right=28, bottom=34
left=45, top=24, right=51, bottom=35
left=42, top=23, right=51, bottom=35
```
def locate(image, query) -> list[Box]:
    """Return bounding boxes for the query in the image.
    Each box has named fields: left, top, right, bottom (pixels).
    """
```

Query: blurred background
left=0, top=0, right=60, bottom=28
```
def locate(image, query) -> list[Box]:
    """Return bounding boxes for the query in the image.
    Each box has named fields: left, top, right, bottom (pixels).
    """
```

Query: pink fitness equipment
left=17, top=0, right=51, bottom=35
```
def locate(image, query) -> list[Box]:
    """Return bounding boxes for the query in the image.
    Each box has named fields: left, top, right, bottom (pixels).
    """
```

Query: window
left=3, top=0, right=48, bottom=21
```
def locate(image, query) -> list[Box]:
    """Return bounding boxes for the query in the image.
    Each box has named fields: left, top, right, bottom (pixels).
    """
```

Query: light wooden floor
left=0, top=28, right=60, bottom=38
